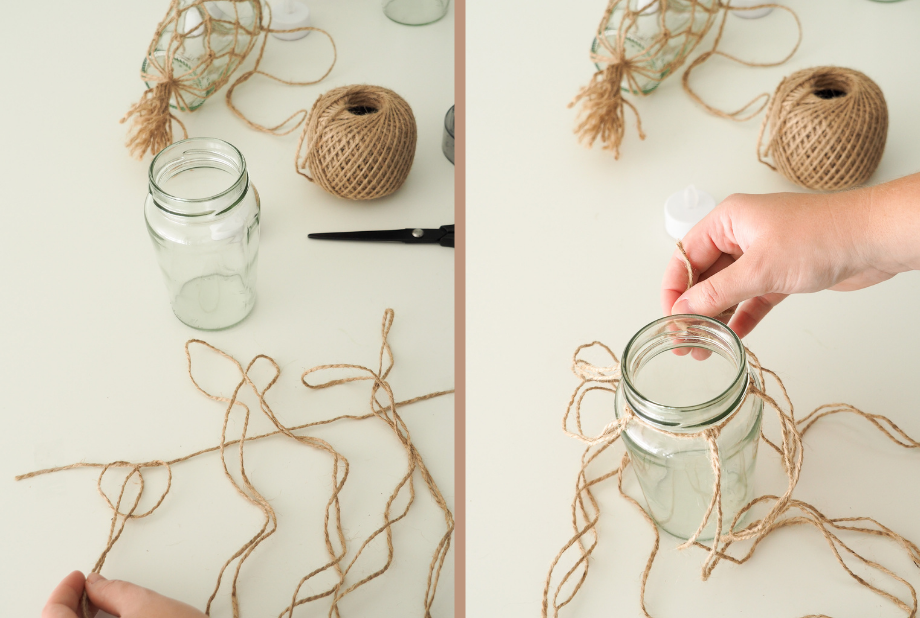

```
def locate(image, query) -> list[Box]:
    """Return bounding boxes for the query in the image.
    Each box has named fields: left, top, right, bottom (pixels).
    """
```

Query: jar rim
left=620, top=314, right=748, bottom=429
left=148, top=137, right=248, bottom=217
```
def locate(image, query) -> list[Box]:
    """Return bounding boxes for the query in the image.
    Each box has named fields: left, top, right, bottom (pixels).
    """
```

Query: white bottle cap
left=664, top=185, right=716, bottom=240
left=270, top=0, right=311, bottom=41
left=730, top=0, right=774, bottom=19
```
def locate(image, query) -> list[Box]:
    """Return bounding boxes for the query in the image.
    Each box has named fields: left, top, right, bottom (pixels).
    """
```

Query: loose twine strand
left=543, top=246, right=920, bottom=618
left=122, top=0, right=338, bottom=184
left=570, top=0, right=802, bottom=158
left=17, top=309, right=453, bottom=618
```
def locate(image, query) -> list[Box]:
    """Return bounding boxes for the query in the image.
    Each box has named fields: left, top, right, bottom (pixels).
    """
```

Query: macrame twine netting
left=543, top=247, right=920, bottom=618
left=571, top=0, right=801, bottom=159
left=756, top=66, right=889, bottom=191
left=17, top=310, right=453, bottom=618
left=298, top=85, right=418, bottom=200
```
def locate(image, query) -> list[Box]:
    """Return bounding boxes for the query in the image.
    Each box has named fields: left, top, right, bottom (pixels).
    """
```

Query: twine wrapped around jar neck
left=544, top=246, right=920, bottom=618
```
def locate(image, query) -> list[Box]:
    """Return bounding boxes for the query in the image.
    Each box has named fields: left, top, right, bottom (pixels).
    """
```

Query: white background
left=468, top=1, right=920, bottom=616
left=0, top=1, right=454, bottom=616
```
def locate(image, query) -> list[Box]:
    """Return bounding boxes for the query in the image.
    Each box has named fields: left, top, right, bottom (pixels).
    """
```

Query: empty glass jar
left=145, top=137, right=260, bottom=330
left=614, top=315, right=762, bottom=540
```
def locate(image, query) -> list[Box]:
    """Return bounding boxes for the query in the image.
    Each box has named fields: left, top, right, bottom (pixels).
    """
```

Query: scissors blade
left=308, top=228, right=445, bottom=244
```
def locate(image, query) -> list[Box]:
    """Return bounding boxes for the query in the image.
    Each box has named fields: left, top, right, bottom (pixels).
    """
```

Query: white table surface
left=468, top=1, right=920, bottom=616
left=0, top=1, right=454, bottom=616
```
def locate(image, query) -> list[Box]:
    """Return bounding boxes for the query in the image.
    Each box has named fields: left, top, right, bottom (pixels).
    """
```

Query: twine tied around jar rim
left=544, top=246, right=920, bottom=618
left=571, top=0, right=802, bottom=159
left=16, top=310, right=454, bottom=618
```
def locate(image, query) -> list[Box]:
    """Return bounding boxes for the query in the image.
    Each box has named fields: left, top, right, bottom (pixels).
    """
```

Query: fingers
left=667, top=253, right=738, bottom=358
left=728, top=293, right=787, bottom=339
left=661, top=211, right=743, bottom=315
left=42, top=571, right=87, bottom=618
left=670, top=253, right=770, bottom=320
left=661, top=240, right=722, bottom=315
left=84, top=573, right=207, bottom=618
left=85, top=573, right=153, bottom=616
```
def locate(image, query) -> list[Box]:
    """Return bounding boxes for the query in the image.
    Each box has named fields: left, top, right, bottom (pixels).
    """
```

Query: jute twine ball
left=300, top=85, right=417, bottom=200
left=757, top=67, right=888, bottom=191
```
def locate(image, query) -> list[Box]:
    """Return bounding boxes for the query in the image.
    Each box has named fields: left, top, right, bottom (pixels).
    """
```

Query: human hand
left=661, top=175, right=920, bottom=338
left=42, top=571, right=208, bottom=618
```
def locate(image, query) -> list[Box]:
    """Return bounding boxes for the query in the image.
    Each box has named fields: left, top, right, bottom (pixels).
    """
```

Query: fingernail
left=671, top=298, right=692, bottom=315
left=86, top=573, right=106, bottom=585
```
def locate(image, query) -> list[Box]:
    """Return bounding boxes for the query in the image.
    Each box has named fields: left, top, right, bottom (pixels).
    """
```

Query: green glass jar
left=142, top=0, right=261, bottom=110
left=614, top=315, right=762, bottom=540
left=591, top=0, right=717, bottom=94
left=145, top=137, right=260, bottom=330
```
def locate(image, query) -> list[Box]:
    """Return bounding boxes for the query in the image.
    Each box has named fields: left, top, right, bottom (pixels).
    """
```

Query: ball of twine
left=298, top=85, right=417, bottom=200
left=757, top=66, right=888, bottom=191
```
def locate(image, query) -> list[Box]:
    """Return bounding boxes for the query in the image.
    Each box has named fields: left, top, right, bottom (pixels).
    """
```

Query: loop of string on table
left=17, top=309, right=454, bottom=618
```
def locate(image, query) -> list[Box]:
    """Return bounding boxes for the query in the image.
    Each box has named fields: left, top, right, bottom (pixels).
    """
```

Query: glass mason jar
left=614, top=315, right=762, bottom=541
left=591, top=0, right=717, bottom=94
left=145, top=137, right=260, bottom=330
left=142, top=0, right=261, bottom=110
left=383, top=0, right=450, bottom=25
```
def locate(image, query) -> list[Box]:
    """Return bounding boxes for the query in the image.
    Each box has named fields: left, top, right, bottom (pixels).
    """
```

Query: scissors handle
left=439, top=225, right=455, bottom=247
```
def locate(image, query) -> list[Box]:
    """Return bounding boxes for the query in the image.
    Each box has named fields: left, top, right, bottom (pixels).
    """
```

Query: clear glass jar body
left=145, top=137, right=260, bottom=330
left=383, top=0, right=450, bottom=25
left=142, top=0, right=261, bottom=110
left=614, top=315, right=762, bottom=541
left=591, top=0, right=717, bottom=94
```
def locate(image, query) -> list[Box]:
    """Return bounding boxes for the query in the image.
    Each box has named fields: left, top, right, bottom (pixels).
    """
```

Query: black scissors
left=309, top=225, right=454, bottom=248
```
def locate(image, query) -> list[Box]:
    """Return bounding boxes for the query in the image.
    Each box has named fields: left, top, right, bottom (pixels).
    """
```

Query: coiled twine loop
left=757, top=66, right=888, bottom=191
left=298, top=85, right=417, bottom=200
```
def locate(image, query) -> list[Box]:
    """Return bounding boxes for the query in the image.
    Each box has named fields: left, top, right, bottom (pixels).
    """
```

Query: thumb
left=671, top=255, right=767, bottom=318
left=85, top=573, right=153, bottom=616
